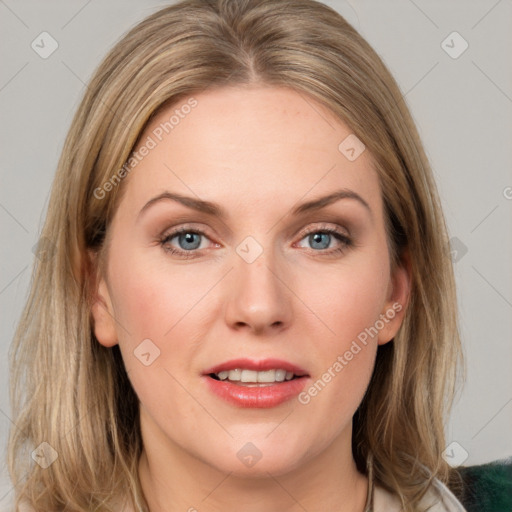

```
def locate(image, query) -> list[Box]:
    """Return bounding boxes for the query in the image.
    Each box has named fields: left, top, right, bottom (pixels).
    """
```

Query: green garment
left=457, top=458, right=512, bottom=512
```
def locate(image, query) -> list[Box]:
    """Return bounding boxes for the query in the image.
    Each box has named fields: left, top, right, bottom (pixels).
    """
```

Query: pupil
left=310, top=232, right=330, bottom=250
left=180, top=232, right=200, bottom=250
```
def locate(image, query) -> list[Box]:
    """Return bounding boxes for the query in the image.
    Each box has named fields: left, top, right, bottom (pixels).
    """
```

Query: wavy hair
left=8, top=0, right=464, bottom=510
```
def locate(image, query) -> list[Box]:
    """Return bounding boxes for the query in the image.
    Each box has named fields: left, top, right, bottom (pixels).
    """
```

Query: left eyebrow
left=291, top=189, right=371, bottom=216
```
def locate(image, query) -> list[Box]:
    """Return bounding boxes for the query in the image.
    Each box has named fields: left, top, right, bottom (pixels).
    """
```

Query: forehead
left=119, top=85, right=382, bottom=219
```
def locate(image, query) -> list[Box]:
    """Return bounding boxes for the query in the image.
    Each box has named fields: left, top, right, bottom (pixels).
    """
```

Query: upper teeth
left=215, top=369, right=295, bottom=383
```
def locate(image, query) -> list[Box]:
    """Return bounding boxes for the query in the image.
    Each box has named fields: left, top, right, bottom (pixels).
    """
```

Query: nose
left=224, top=248, right=293, bottom=336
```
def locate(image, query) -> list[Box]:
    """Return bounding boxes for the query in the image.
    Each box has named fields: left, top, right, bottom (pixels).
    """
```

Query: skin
left=91, top=84, right=410, bottom=512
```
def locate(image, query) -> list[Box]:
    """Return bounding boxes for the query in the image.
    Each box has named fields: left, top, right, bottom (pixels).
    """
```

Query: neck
left=137, top=409, right=368, bottom=512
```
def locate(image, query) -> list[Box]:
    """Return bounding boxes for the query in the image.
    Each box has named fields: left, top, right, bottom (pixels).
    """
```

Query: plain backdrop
left=1, top=0, right=511, bottom=505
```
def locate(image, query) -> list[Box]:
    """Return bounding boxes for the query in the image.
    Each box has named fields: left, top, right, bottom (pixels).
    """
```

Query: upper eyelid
left=296, top=222, right=350, bottom=237
left=162, top=224, right=214, bottom=240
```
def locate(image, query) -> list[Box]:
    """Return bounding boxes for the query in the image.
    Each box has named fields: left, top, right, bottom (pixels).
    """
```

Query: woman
left=8, top=0, right=467, bottom=510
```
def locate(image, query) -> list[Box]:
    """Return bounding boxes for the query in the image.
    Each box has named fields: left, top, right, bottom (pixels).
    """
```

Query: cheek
left=108, top=249, right=208, bottom=341
left=107, top=247, right=219, bottom=400
left=295, top=266, right=383, bottom=434
left=296, top=253, right=390, bottom=344
left=292, top=250, right=389, bottom=408
left=107, top=256, right=205, bottom=412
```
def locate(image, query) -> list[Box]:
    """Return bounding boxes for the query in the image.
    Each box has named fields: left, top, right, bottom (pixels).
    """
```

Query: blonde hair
left=8, top=0, right=464, bottom=510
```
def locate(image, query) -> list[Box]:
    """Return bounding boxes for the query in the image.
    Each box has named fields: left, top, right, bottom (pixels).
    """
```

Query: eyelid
left=295, top=221, right=350, bottom=239
left=160, top=222, right=216, bottom=239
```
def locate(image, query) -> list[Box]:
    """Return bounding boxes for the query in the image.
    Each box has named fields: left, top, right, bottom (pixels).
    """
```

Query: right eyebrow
left=138, top=191, right=226, bottom=221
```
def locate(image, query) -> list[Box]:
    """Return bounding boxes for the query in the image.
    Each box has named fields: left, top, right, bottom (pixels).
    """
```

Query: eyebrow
left=137, top=188, right=371, bottom=220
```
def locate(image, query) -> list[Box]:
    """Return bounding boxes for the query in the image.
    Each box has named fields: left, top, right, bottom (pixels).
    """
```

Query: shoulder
left=420, top=478, right=467, bottom=511
left=457, top=458, right=512, bottom=511
left=373, top=478, right=467, bottom=511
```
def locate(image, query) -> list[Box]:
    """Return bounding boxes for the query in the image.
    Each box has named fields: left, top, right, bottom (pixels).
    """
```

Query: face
left=91, top=85, right=409, bottom=477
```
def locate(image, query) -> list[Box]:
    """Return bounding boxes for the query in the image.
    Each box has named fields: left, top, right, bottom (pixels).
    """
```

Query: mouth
left=208, top=368, right=304, bottom=386
left=202, top=358, right=310, bottom=408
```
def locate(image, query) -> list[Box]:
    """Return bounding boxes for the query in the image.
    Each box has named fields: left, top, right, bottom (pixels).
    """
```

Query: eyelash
left=158, top=224, right=353, bottom=259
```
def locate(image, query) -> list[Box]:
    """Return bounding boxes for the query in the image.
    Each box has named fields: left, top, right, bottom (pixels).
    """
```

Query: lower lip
left=203, top=376, right=309, bottom=408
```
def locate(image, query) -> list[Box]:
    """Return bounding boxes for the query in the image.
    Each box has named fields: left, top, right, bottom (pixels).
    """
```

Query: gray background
left=1, top=0, right=511, bottom=504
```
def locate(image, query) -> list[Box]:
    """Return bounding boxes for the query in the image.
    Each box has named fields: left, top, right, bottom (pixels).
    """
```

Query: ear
left=88, top=250, right=118, bottom=348
left=377, top=248, right=411, bottom=346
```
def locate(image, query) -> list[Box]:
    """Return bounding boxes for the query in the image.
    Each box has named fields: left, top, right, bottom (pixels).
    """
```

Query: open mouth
left=208, top=368, right=305, bottom=386
left=202, top=359, right=310, bottom=407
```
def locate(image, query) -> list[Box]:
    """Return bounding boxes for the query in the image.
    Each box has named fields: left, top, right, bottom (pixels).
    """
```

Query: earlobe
left=377, top=249, right=412, bottom=346
left=88, top=251, right=118, bottom=348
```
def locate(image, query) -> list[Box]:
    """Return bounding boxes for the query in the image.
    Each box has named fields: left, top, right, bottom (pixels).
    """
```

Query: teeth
left=257, top=370, right=275, bottom=383
left=275, top=369, right=286, bottom=382
left=228, top=369, right=241, bottom=381
left=241, top=370, right=258, bottom=383
left=214, top=368, right=297, bottom=383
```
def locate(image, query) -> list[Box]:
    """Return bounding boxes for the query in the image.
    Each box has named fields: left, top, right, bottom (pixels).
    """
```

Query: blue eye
left=296, top=228, right=352, bottom=254
left=173, top=232, right=202, bottom=250
left=308, top=232, right=332, bottom=250
left=160, top=228, right=207, bottom=258
left=159, top=225, right=352, bottom=259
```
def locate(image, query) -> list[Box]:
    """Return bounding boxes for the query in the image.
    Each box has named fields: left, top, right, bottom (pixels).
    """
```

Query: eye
left=159, top=227, right=214, bottom=258
left=158, top=224, right=353, bottom=259
left=295, top=225, right=352, bottom=255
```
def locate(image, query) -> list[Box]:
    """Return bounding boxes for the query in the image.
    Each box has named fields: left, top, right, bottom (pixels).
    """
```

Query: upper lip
left=203, top=358, right=309, bottom=377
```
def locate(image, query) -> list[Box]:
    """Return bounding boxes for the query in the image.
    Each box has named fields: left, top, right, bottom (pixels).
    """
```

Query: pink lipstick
left=202, top=358, right=309, bottom=408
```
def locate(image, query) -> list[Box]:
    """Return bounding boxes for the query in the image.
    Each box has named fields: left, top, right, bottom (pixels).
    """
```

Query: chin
left=198, top=436, right=311, bottom=478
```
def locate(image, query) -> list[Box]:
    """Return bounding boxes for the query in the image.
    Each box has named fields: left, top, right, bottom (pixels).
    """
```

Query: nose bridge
left=224, top=236, right=292, bottom=333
